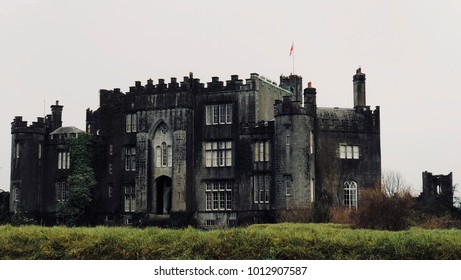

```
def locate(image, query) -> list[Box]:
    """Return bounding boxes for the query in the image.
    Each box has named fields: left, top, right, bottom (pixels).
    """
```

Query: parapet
left=274, top=95, right=309, bottom=116
left=317, top=106, right=380, bottom=132
left=240, top=121, right=275, bottom=135
left=11, top=116, right=46, bottom=134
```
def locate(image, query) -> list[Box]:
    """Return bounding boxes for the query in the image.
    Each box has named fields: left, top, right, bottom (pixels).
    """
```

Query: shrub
left=351, top=186, right=413, bottom=231
left=418, top=214, right=461, bottom=229
left=276, top=208, right=313, bottom=223
left=329, top=206, right=354, bottom=224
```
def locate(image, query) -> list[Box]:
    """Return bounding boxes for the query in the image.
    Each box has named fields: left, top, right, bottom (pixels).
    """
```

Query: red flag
left=289, top=42, right=294, bottom=56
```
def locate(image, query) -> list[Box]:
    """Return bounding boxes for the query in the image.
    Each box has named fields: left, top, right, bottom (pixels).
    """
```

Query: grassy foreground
left=1, top=223, right=461, bottom=260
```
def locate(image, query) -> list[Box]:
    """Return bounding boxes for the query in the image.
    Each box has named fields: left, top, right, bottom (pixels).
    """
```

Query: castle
left=10, top=68, right=381, bottom=227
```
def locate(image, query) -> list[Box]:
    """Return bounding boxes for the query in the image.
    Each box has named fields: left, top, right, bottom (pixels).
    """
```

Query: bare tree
left=381, top=170, right=412, bottom=197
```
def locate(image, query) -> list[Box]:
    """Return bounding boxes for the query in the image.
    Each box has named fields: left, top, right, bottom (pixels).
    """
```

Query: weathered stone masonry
left=10, top=69, right=381, bottom=227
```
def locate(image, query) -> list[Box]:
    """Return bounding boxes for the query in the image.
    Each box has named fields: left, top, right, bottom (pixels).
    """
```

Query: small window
left=108, top=184, right=113, bottom=198
left=340, top=144, right=360, bottom=160
left=125, top=113, right=137, bottom=133
left=286, top=180, right=292, bottom=196
left=38, top=143, right=42, bottom=159
left=205, top=220, right=215, bottom=226
left=205, top=104, right=233, bottom=125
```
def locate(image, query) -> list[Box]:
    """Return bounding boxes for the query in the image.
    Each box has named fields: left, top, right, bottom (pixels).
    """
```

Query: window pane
left=353, top=146, right=359, bottom=159
left=205, top=106, right=211, bottom=125
left=226, top=192, right=232, bottom=210
left=126, top=115, right=131, bottom=132
left=219, top=104, right=226, bottom=124
left=346, top=146, right=353, bottom=159
left=132, top=114, right=137, bottom=132
left=254, top=143, right=259, bottom=162
left=253, top=176, right=258, bottom=203
left=226, top=104, right=232, bottom=124
left=264, top=141, right=270, bottom=161
left=340, top=145, right=346, bottom=159
left=155, top=146, right=161, bottom=167
left=259, top=142, right=264, bottom=162
left=167, top=145, right=172, bottom=167
left=213, top=105, right=219, bottom=124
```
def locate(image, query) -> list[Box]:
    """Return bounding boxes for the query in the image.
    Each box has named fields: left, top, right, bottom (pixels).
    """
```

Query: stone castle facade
left=10, top=68, right=381, bottom=227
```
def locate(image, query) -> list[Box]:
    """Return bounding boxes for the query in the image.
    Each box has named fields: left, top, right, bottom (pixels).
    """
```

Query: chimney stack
left=353, top=68, right=366, bottom=108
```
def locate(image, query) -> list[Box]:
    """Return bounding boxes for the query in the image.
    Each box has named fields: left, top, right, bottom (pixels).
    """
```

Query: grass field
left=1, top=223, right=460, bottom=260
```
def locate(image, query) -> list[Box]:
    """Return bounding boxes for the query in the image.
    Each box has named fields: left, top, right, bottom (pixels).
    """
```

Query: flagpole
left=292, top=42, right=295, bottom=74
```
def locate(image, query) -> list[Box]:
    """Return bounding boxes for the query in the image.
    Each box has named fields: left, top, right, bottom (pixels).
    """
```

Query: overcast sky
left=1, top=0, right=460, bottom=196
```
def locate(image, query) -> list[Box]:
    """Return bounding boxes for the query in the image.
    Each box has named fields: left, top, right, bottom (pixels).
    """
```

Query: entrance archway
left=155, top=176, right=172, bottom=214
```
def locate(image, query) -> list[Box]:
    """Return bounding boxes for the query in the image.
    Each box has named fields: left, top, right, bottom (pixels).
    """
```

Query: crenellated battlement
left=98, top=73, right=294, bottom=103
left=240, top=120, right=275, bottom=135
left=317, top=106, right=380, bottom=132
left=11, top=116, right=46, bottom=134
left=274, top=95, right=309, bottom=116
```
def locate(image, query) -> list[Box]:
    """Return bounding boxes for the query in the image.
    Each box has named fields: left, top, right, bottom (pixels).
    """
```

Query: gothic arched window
left=344, top=180, right=358, bottom=208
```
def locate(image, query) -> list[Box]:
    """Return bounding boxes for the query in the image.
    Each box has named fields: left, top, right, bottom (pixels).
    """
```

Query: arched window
left=344, top=180, right=358, bottom=208
left=155, top=146, right=161, bottom=167
left=161, top=142, right=167, bottom=167
left=167, top=145, right=172, bottom=167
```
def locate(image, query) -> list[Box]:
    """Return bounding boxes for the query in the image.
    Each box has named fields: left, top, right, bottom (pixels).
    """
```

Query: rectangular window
left=254, top=141, right=271, bottom=162
left=56, top=181, right=69, bottom=202
left=310, top=130, right=314, bottom=155
left=109, top=144, right=113, bottom=156
left=16, top=143, right=20, bottom=159
left=13, top=185, right=20, bottom=202
left=204, top=141, right=232, bottom=167
left=253, top=175, right=270, bottom=204
left=109, top=163, right=113, bottom=174
left=108, top=184, right=113, bottom=198
left=339, top=144, right=360, bottom=160
left=205, top=104, right=233, bottom=125
left=58, top=152, right=70, bottom=170
left=286, top=180, right=292, bottom=196
left=125, top=147, right=136, bottom=171
left=38, top=144, right=42, bottom=159
left=124, top=185, right=136, bottom=212
left=205, top=181, right=232, bottom=211
left=125, top=113, right=137, bottom=133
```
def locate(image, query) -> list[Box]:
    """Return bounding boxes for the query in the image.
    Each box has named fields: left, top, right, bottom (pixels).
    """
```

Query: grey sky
left=1, top=0, right=460, bottom=196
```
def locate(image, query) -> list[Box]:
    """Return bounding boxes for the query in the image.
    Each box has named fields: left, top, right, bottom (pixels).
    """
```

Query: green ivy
left=57, top=134, right=96, bottom=226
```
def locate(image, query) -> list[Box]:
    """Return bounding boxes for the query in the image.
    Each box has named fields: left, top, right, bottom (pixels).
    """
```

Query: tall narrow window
left=155, top=146, right=161, bottom=167
left=310, top=130, right=314, bottom=155
left=161, top=142, right=167, bottom=167
left=13, top=185, right=20, bottom=202
left=286, top=180, right=292, bottom=196
left=16, top=143, right=20, bottom=159
left=253, top=175, right=270, bottom=204
left=38, top=144, right=42, bottom=159
left=344, top=181, right=358, bottom=208
left=56, top=181, right=69, bottom=202
left=125, top=113, right=137, bottom=133
left=108, top=184, right=113, bottom=198
left=125, top=147, right=136, bottom=171
left=124, top=185, right=136, bottom=212
left=167, top=145, right=172, bottom=167
left=58, top=152, right=70, bottom=170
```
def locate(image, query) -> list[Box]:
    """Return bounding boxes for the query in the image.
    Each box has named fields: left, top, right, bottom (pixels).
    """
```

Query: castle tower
left=273, top=92, right=315, bottom=213
left=280, top=74, right=303, bottom=103
left=353, top=68, right=366, bottom=108
left=10, top=116, right=46, bottom=217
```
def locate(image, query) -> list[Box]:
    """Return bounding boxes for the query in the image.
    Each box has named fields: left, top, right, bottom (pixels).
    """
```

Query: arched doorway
left=155, top=176, right=172, bottom=214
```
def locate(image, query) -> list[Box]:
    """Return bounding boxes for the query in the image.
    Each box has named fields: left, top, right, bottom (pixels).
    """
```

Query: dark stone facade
left=10, top=69, right=381, bottom=227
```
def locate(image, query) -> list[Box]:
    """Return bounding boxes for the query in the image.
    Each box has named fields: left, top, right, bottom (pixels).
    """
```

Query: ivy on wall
left=57, top=134, right=96, bottom=226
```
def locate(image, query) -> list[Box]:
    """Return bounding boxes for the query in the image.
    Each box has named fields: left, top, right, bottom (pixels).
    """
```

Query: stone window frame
left=125, top=113, right=138, bottom=133
left=124, top=147, right=136, bottom=171
left=344, top=180, right=358, bottom=208
left=253, top=140, right=270, bottom=162
left=56, top=181, right=69, bottom=202
left=58, top=151, right=70, bottom=170
left=205, top=103, right=233, bottom=125
left=339, top=144, right=360, bottom=159
left=204, top=141, right=232, bottom=167
left=124, top=185, right=136, bottom=213
left=205, top=181, right=232, bottom=211
left=252, top=174, right=270, bottom=204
